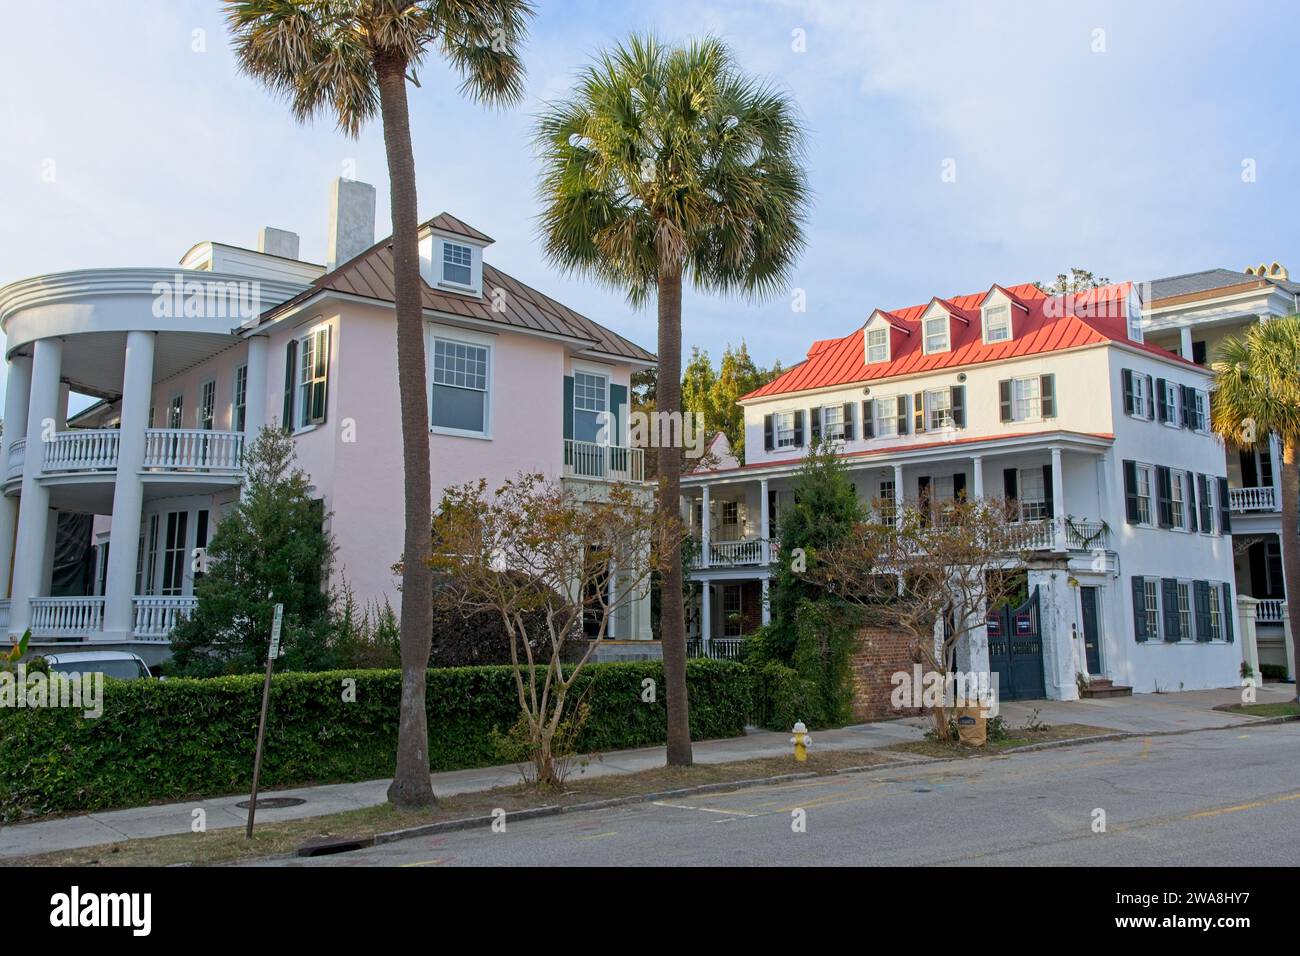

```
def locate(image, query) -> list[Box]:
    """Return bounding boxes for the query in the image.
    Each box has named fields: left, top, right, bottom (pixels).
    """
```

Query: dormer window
left=442, top=242, right=473, bottom=286
left=923, top=313, right=950, bottom=354
left=983, top=304, right=1011, bottom=343
left=866, top=327, right=889, bottom=363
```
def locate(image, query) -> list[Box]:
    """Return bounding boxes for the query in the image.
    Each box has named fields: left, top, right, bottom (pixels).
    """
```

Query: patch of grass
left=6, top=748, right=892, bottom=868
left=887, top=723, right=1115, bottom=760
left=1212, top=700, right=1300, bottom=719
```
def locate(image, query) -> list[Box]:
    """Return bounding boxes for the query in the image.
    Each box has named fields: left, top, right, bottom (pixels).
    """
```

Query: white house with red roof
left=0, top=179, right=658, bottom=665
left=683, top=281, right=1241, bottom=701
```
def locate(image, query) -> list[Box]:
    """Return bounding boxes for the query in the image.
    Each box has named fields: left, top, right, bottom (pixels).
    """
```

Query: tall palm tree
left=535, top=35, right=809, bottom=764
left=1211, top=316, right=1300, bottom=700
left=225, top=0, right=533, bottom=807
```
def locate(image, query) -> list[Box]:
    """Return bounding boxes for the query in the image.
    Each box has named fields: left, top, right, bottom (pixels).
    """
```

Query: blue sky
left=2, top=0, right=1297, bottom=413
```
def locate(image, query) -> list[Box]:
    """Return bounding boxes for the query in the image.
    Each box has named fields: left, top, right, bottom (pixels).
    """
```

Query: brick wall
left=850, top=626, right=922, bottom=720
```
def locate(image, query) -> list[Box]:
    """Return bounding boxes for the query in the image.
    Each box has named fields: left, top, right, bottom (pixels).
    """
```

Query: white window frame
left=874, top=395, right=899, bottom=438
left=1018, top=467, right=1049, bottom=522
left=232, top=364, right=248, bottom=434
left=923, top=314, right=950, bottom=354
left=722, top=583, right=743, bottom=638
left=925, top=388, right=952, bottom=431
left=1143, top=577, right=1161, bottom=641
left=295, top=323, right=330, bottom=433
left=167, top=393, right=184, bottom=430
left=1170, top=469, right=1186, bottom=530
left=442, top=240, right=474, bottom=288
left=774, top=410, right=796, bottom=449
left=197, top=378, right=216, bottom=431
left=721, top=500, right=739, bottom=531
left=823, top=404, right=845, bottom=441
left=1010, top=376, right=1041, bottom=422
left=429, top=327, right=494, bottom=439
left=1176, top=581, right=1192, bottom=641
left=866, top=326, right=890, bottom=363
left=1207, top=584, right=1223, bottom=641
left=1135, top=464, right=1154, bottom=526
left=1161, top=380, right=1178, bottom=427
left=1130, top=375, right=1148, bottom=419
left=1193, top=390, right=1208, bottom=432
left=983, top=303, right=1011, bottom=344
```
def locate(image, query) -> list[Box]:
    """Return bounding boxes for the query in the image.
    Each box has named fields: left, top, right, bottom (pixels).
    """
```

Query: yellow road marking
left=400, top=858, right=447, bottom=867
left=1186, top=791, right=1300, bottom=820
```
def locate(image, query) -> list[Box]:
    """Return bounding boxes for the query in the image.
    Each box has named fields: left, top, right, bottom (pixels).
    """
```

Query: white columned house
left=0, top=354, right=32, bottom=606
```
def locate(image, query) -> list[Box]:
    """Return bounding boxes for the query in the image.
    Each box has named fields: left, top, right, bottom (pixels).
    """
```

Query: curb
left=995, top=714, right=1299, bottom=755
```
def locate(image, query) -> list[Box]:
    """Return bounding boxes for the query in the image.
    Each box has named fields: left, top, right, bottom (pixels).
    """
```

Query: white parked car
left=39, top=650, right=153, bottom=681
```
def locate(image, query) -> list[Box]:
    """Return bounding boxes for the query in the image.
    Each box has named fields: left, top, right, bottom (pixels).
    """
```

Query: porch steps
left=1080, top=677, right=1132, bottom=699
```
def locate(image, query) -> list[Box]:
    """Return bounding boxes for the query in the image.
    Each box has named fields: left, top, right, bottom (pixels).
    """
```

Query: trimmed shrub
left=0, top=658, right=750, bottom=821
left=1261, top=663, right=1290, bottom=681
left=749, top=661, right=818, bottom=732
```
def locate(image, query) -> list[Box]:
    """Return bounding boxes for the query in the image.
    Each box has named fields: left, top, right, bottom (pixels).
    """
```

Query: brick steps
left=1080, top=677, right=1133, bottom=699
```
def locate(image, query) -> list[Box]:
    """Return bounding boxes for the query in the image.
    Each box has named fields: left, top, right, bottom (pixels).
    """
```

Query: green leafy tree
left=536, top=35, right=810, bottom=765
left=225, top=0, right=534, bottom=808
left=1036, top=268, right=1110, bottom=294
left=1211, top=317, right=1300, bottom=696
left=169, top=426, right=336, bottom=677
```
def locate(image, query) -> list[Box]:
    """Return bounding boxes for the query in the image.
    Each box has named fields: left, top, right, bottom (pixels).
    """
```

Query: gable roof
left=256, top=227, right=655, bottom=364
left=743, top=281, right=1190, bottom=401
left=423, top=212, right=495, bottom=245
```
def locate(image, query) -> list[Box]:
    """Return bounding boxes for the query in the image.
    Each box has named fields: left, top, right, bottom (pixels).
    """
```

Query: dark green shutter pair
left=282, top=326, right=329, bottom=430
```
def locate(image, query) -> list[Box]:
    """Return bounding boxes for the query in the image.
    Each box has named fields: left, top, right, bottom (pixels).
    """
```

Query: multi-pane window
left=297, top=326, right=329, bottom=429
left=1193, top=391, right=1208, bottom=431
left=874, top=396, right=899, bottom=438
left=1130, top=375, right=1148, bottom=418
left=233, top=365, right=248, bottom=433
left=442, top=242, right=472, bottom=285
left=1177, top=582, right=1192, bottom=639
left=1171, top=470, right=1186, bottom=529
left=1144, top=578, right=1160, bottom=640
left=1019, top=468, right=1049, bottom=521
left=866, top=327, right=889, bottom=363
left=571, top=369, right=607, bottom=443
left=167, top=394, right=184, bottom=429
left=823, top=405, right=845, bottom=440
left=878, top=480, right=896, bottom=523
left=775, top=411, right=796, bottom=449
left=924, top=314, right=949, bottom=353
left=984, top=304, right=1010, bottom=343
left=721, top=500, right=739, bottom=536
left=1135, top=464, right=1153, bottom=524
left=161, top=511, right=188, bottom=597
left=1162, top=381, right=1178, bottom=425
left=198, top=380, right=216, bottom=431
left=432, top=338, right=490, bottom=434
left=1207, top=586, right=1223, bottom=640
left=1011, top=377, right=1040, bottom=421
left=925, top=389, right=952, bottom=430
left=722, top=584, right=743, bottom=637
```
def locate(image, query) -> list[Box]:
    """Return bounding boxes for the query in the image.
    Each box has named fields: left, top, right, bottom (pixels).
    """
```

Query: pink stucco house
left=0, top=178, right=658, bottom=665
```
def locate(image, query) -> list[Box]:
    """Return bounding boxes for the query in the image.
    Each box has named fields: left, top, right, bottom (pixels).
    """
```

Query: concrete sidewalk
left=1, top=683, right=1292, bottom=862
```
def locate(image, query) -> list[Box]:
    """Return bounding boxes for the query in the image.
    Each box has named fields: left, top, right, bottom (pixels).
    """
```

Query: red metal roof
left=745, top=281, right=1191, bottom=401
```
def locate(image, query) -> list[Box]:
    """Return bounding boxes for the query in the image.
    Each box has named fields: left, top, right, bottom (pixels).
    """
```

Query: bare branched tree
left=430, top=473, right=672, bottom=786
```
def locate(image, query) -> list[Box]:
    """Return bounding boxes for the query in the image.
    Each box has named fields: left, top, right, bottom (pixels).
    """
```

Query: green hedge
left=0, top=659, right=751, bottom=821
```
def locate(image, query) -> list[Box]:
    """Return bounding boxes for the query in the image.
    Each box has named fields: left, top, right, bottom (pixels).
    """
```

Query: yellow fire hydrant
left=790, top=721, right=812, bottom=762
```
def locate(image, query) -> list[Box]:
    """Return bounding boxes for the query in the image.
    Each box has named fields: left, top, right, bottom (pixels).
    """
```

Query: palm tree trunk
left=376, top=52, right=436, bottom=808
left=657, top=264, right=693, bottom=765
left=1281, top=443, right=1300, bottom=702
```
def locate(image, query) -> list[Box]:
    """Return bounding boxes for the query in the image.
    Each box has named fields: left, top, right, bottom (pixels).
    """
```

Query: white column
left=1180, top=326, right=1194, bottom=361
left=10, top=338, right=63, bottom=635
left=0, top=355, right=32, bottom=600
left=971, top=455, right=984, bottom=500
left=1051, top=445, right=1066, bottom=552
left=102, top=331, right=156, bottom=641
left=1236, top=597, right=1261, bottom=687
left=761, top=576, right=771, bottom=625
left=1285, top=610, right=1297, bottom=682
left=700, top=483, right=711, bottom=569
left=893, top=463, right=904, bottom=528
left=759, top=478, right=770, bottom=564
left=1270, top=434, right=1283, bottom=512
left=701, top=580, right=712, bottom=650
left=244, top=334, right=269, bottom=435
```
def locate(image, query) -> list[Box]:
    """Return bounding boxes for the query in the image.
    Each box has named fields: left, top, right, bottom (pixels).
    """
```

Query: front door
left=1080, top=586, right=1102, bottom=675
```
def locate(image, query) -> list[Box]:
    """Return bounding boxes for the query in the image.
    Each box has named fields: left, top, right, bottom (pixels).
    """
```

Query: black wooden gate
left=987, top=585, right=1046, bottom=701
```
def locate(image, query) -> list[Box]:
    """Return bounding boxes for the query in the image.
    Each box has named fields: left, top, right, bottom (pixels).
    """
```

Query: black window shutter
left=282, top=338, right=297, bottom=430
left=1161, top=578, right=1181, bottom=641
left=1198, top=474, right=1213, bottom=530
left=862, top=401, right=874, bottom=439
left=1146, top=375, right=1155, bottom=420
left=1132, top=576, right=1149, bottom=642
left=1040, top=374, right=1056, bottom=418
left=1193, top=580, right=1212, bottom=641
left=999, top=379, right=1012, bottom=422
left=913, top=392, right=925, bottom=433
left=763, top=413, right=774, bottom=451
left=793, top=410, right=804, bottom=446
left=897, top=395, right=910, bottom=434
left=1042, top=464, right=1054, bottom=517
left=809, top=407, right=822, bottom=442
left=842, top=402, right=855, bottom=440
left=1003, top=467, right=1018, bottom=502
left=1221, top=583, right=1235, bottom=643
left=1123, top=460, right=1140, bottom=524
left=1217, top=476, right=1232, bottom=533
left=1121, top=369, right=1134, bottom=415
left=950, top=385, right=966, bottom=428
left=1155, top=466, right=1173, bottom=527
left=1155, top=378, right=1167, bottom=422
left=1179, top=384, right=1191, bottom=428
left=1186, top=473, right=1198, bottom=532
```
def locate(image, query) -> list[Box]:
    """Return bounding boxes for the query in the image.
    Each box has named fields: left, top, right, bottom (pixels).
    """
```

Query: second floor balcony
left=8, top=428, right=245, bottom=486
left=1229, top=485, right=1276, bottom=513
left=563, top=438, right=646, bottom=483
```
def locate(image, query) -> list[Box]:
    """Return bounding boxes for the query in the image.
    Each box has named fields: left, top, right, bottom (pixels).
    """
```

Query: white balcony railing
left=5, top=438, right=24, bottom=483
left=29, top=597, right=106, bottom=636
left=143, top=428, right=244, bottom=472
left=132, top=595, right=197, bottom=640
left=43, top=429, right=121, bottom=472
left=563, top=439, right=645, bottom=482
left=708, top=538, right=767, bottom=567
left=1063, top=518, right=1110, bottom=550
left=1230, top=486, right=1276, bottom=512
left=1256, top=599, right=1286, bottom=624
left=0, top=599, right=9, bottom=634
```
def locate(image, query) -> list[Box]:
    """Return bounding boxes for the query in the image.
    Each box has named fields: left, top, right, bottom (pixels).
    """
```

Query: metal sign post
left=245, top=603, right=284, bottom=839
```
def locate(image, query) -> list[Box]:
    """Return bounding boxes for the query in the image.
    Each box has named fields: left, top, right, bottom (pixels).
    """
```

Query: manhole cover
left=236, top=797, right=306, bottom=810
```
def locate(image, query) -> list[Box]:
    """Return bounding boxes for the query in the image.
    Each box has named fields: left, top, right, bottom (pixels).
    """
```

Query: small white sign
left=269, top=603, right=284, bottom=658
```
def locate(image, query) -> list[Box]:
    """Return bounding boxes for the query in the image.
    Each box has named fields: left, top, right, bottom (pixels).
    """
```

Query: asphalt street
left=256, top=722, right=1300, bottom=867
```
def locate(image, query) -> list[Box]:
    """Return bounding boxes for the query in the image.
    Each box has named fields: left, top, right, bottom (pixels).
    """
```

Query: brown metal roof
left=258, top=236, right=655, bottom=364
left=423, top=212, right=495, bottom=244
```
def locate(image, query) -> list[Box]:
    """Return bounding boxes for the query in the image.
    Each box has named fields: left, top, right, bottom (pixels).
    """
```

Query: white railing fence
left=143, top=429, right=244, bottom=471
left=708, top=538, right=765, bottom=566
left=563, top=439, right=645, bottom=482
left=5, top=438, right=24, bottom=483
left=1229, top=486, right=1276, bottom=512
left=132, top=595, right=198, bottom=640
left=43, top=430, right=121, bottom=472
left=1256, top=599, right=1286, bottom=624
left=29, top=597, right=105, bottom=636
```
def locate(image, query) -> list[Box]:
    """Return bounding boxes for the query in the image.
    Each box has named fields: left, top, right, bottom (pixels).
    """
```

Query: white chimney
left=327, top=177, right=377, bottom=270
left=257, top=226, right=300, bottom=260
